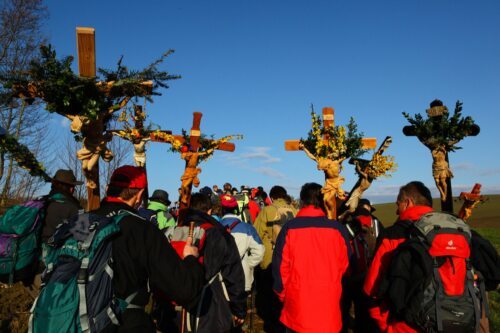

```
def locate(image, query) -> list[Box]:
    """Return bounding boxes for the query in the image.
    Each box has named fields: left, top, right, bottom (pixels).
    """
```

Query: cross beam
left=150, top=112, right=237, bottom=218
left=285, top=108, right=377, bottom=151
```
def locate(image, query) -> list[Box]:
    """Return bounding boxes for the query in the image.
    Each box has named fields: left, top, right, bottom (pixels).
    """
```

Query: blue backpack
left=28, top=210, right=142, bottom=333
left=0, top=194, right=64, bottom=284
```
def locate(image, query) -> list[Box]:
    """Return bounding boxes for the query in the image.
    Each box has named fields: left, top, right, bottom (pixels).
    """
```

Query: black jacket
left=183, top=209, right=247, bottom=333
left=41, top=189, right=82, bottom=242
left=95, top=200, right=205, bottom=333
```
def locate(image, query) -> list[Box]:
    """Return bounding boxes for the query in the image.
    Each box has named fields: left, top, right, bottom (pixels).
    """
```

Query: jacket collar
left=399, top=205, right=434, bottom=221
left=148, top=200, right=168, bottom=211
left=95, top=197, right=139, bottom=217
left=296, top=205, right=326, bottom=217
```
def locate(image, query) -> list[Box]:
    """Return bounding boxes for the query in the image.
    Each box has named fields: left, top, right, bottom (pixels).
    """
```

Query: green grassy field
left=373, top=194, right=500, bottom=332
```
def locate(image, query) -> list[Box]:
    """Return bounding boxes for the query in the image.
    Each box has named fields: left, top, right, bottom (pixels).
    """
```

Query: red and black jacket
left=363, top=205, right=433, bottom=333
left=272, top=206, right=352, bottom=333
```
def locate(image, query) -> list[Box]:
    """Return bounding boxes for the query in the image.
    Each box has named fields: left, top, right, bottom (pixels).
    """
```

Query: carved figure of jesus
left=179, top=148, right=214, bottom=207
left=431, top=144, right=453, bottom=200
left=132, top=139, right=148, bottom=167
left=345, top=160, right=373, bottom=212
left=299, top=143, right=345, bottom=219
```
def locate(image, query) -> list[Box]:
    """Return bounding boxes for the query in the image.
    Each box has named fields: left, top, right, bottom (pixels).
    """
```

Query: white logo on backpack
left=446, top=240, right=456, bottom=250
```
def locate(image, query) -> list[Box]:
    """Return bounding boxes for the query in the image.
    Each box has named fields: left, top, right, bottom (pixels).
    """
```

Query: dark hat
left=149, top=189, right=171, bottom=206
left=109, top=165, right=148, bottom=189
left=52, top=169, right=83, bottom=186
left=358, top=198, right=376, bottom=212
left=200, top=186, right=213, bottom=196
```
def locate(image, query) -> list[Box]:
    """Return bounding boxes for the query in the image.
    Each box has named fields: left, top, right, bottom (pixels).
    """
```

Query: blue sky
left=44, top=0, right=500, bottom=203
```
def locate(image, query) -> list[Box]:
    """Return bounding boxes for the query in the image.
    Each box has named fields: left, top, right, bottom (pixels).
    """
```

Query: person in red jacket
left=363, top=181, right=434, bottom=333
left=272, top=182, right=352, bottom=333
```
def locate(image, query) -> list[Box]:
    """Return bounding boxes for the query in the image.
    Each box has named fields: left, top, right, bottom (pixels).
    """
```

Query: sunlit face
left=396, top=196, right=412, bottom=216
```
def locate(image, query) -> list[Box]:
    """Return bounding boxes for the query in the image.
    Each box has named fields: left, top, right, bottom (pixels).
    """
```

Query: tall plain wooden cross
left=285, top=107, right=377, bottom=219
left=150, top=112, right=235, bottom=214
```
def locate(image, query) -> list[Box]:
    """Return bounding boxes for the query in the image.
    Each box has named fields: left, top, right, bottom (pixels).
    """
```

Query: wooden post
left=76, top=27, right=100, bottom=211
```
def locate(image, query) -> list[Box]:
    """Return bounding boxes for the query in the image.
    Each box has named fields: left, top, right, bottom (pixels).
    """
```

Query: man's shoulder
left=380, top=220, right=412, bottom=241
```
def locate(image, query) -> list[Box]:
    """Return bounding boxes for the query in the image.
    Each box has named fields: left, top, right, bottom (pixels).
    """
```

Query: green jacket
left=147, top=201, right=176, bottom=230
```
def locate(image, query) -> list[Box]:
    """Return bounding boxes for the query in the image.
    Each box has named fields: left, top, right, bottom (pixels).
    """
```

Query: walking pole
left=180, top=221, right=196, bottom=333
left=249, top=284, right=256, bottom=333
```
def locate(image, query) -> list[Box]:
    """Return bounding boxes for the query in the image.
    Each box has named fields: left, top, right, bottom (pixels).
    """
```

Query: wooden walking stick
left=180, top=221, right=196, bottom=333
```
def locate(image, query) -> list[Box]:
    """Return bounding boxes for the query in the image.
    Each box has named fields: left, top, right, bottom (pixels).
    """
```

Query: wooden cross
left=403, top=101, right=480, bottom=213
left=10, top=27, right=165, bottom=211
left=150, top=112, right=236, bottom=214
left=458, top=183, right=485, bottom=221
left=285, top=107, right=377, bottom=220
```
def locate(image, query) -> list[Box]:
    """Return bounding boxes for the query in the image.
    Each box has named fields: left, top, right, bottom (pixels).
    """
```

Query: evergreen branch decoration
left=1, top=45, right=180, bottom=122
left=0, top=133, right=50, bottom=182
left=403, top=100, right=477, bottom=152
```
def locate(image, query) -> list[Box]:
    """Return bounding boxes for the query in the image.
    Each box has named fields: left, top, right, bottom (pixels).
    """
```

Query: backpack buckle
left=78, top=267, right=88, bottom=284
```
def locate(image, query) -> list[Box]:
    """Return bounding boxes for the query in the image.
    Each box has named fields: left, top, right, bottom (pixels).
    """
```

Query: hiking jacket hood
left=94, top=200, right=205, bottom=333
left=272, top=206, right=352, bottom=333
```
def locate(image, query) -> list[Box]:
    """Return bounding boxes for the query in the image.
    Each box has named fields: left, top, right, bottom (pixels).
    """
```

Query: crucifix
left=110, top=104, right=174, bottom=207
left=458, top=183, right=485, bottom=221
left=403, top=100, right=480, bottom=213
left=151, top=112, right=238, bottom=213
left=75, top=28, right=150, bottom=210
left=339, top=136, right=394, bottom=216
left=285, top=107, right=377, bottom=220
left=10, top=27, right=158, bottom=211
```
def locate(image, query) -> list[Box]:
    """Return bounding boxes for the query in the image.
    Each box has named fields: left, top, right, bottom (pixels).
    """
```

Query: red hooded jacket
left=272, top=206, right=352, bottom=333
left=363, top=205, right=433, bottom=333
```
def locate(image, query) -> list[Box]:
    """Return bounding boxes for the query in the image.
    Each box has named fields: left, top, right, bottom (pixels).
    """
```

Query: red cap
left=109, top=165, right=148, bottom=189
left=220, top=194, right=238, bottom=208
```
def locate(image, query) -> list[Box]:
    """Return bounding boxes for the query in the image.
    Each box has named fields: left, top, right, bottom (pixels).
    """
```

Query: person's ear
left=136, top=189, right=145, bottom=204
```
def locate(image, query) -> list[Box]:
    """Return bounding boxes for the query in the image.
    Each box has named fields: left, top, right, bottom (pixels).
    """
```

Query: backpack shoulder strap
left=227, top=220, right=240, bottom=232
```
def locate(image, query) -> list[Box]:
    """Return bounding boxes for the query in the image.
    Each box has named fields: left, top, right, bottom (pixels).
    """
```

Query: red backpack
left=403, top=212, right=485, bottom=332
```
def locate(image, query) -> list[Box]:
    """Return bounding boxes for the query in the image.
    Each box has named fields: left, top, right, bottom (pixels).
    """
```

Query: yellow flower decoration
left=365, top=154, right=397, bottom=179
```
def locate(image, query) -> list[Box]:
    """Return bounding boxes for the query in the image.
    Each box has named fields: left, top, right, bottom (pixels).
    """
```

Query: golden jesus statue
left=299, top=142, right=346, bottom=219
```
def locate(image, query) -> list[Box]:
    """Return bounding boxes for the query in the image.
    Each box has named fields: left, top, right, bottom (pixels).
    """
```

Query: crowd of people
left=0, top=165, right=498, bottom=333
